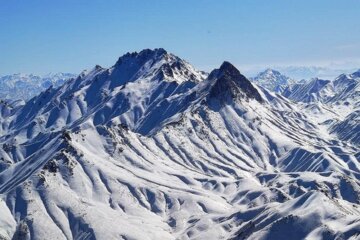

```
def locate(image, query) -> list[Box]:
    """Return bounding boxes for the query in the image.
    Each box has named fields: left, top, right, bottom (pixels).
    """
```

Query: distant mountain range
left=282, top=69, right=360, bottom=104
left=0, top=49, right=359, bottom=239
left=0, top=73, right=76, bottom=100
left=268, top=65, right=358, bottom=80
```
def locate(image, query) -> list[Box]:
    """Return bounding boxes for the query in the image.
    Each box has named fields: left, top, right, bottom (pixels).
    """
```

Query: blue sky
left=1, top=0, right=360, bottom=75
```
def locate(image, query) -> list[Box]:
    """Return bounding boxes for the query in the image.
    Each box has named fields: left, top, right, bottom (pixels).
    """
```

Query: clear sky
left=1, top=0, right=360, bottom=75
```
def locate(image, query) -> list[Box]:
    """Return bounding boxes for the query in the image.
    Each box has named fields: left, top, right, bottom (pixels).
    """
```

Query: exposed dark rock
left=43, top=159, right=59, bottom=173
left=208, top=61, right=263, bottom=104
left=61, top=130, right=72, bottom=141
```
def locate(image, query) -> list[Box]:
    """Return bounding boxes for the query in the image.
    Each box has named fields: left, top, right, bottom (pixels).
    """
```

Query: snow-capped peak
left=114, top=48, right=168, bottom=66
left=111, top=48, right=207, bottom=85
left=333, top=70, right=360, bottom=91
left=252, top=68, right=295, bottom=93
left=348, top=69, right=360, bottom=79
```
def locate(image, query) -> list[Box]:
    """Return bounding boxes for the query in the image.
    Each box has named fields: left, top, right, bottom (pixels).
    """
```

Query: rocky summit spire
left=114, top=48, right=168, bottom=66
left=208, top=61, right=263, bottom=103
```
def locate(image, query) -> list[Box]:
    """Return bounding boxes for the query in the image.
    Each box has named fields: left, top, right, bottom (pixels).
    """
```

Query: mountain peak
left=252, top=68, right=295, bottom=93
left=208, top=62, right=263, bottom=103
left=264, top=68, right=278, bottom=73
left=111, top=48, right=205, bottom=85
left=209, top=61, right=242, bottom=80
left=219, top=61, right=239, bottom=73
left=264, top=68, right=282, bottom=75
left=256, top=68, right=286, bottom=78
left=115, top=48, right=168, bottom=66
left=350, top=69, right=360, bottom=78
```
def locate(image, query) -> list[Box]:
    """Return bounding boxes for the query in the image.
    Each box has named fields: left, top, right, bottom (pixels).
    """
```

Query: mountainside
left=0, top=49, right=359, bottom=240
left=274, top=66, right=358, bottom=80
left=282, top=78, right=334, bottom=103
left=282, top=69, right=360, bottom=146
left=251, top=69, right=296, bottom=93
left=0, top=73, right=76, bottom=100
left=282, top=69, right=360, bottom=104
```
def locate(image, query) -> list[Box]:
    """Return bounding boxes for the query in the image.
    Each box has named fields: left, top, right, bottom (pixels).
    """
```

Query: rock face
left=209, top=61, right=264, bottom=103
left=0, top=49, right=359, bottom=240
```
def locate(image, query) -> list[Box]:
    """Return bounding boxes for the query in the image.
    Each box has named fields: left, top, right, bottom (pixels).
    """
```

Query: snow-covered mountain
left=274, top=65, right=359, bottom=80
left=0, top=73, right=75, bottom=100
left=282, top=69, right=360, bottom=147
left=282, top=69, right=360, bottom=105
left=0, top=49, right=359, bottom=240
left=251, top=69, right=296, bottom=93
left=282, top=78, right=334, bottom=103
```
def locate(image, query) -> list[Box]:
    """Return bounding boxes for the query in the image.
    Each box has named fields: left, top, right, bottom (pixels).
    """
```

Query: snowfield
left=0, top=49, right=359, bottom=240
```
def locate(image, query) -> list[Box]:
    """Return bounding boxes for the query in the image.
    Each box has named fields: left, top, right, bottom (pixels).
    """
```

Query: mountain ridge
left=0, top=49, right=359, bottom=240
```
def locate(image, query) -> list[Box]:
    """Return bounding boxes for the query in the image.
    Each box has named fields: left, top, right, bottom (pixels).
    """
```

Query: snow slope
left=0, top=49, right=359, bottom=240
left=282, top=78, right=334, bottom=103
left=281, top=69, right=360, bottom=147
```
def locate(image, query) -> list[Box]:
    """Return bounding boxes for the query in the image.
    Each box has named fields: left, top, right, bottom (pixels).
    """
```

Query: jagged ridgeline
left=0, top=49, right=359, bottom=240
